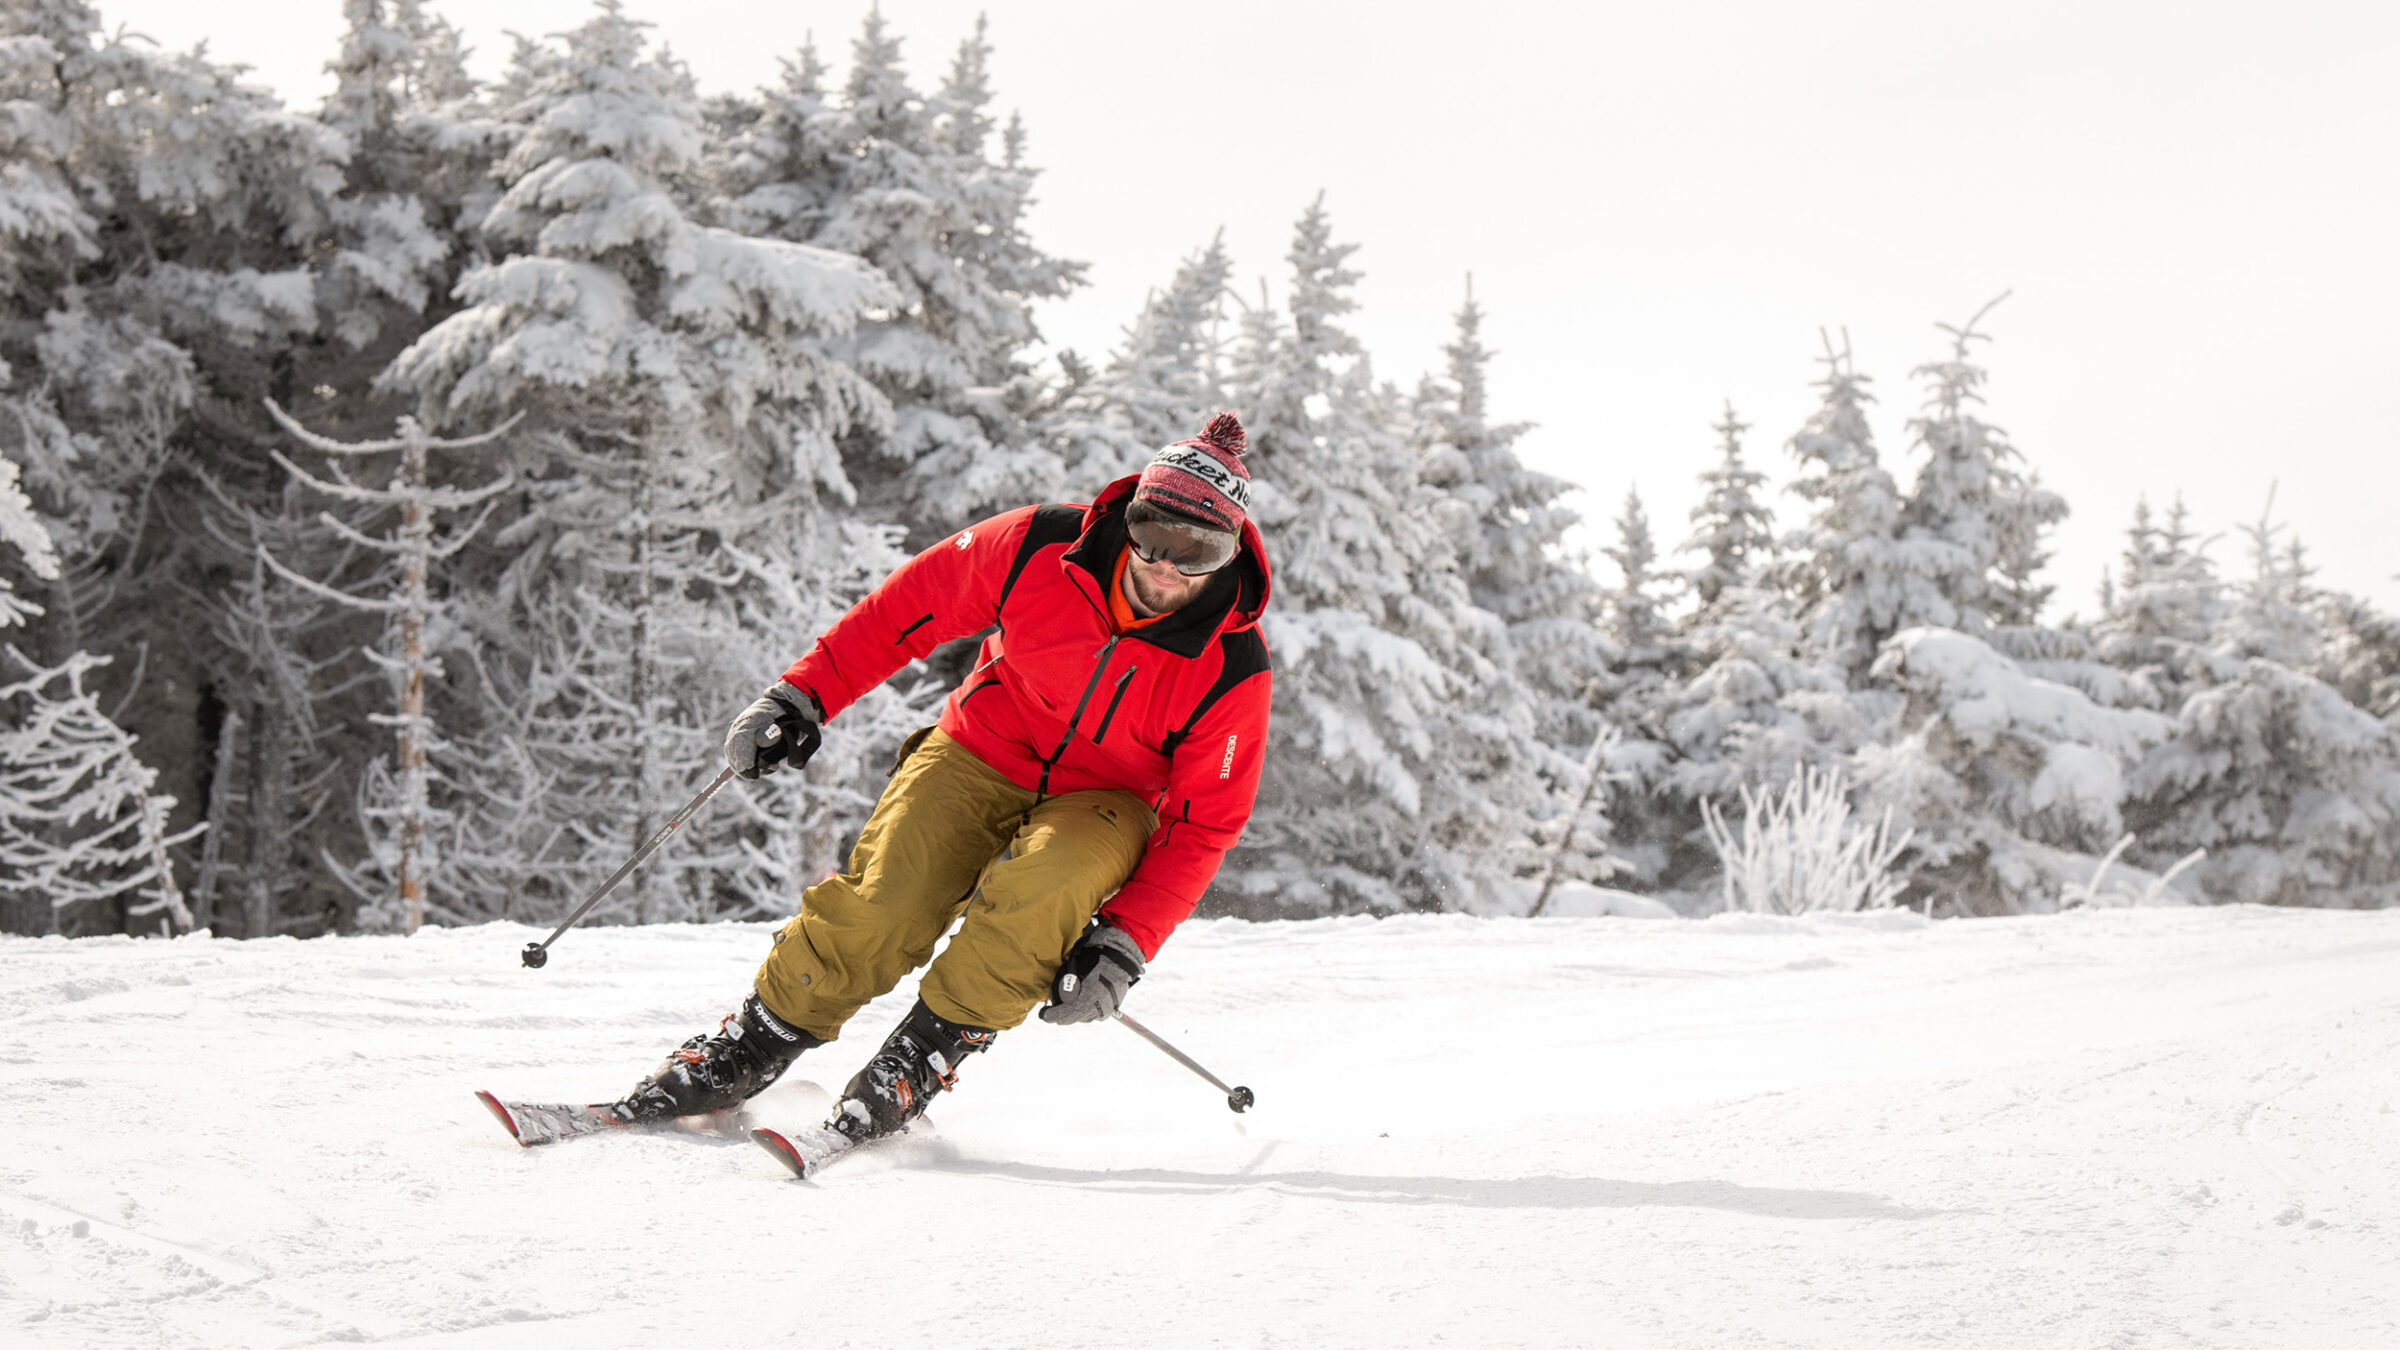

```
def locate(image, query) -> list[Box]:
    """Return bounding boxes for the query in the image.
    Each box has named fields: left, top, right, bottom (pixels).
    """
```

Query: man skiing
left=616, top=413, right=1272, bottom=1147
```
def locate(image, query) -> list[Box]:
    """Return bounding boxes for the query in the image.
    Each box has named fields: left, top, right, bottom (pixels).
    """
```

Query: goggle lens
left=1126, top=505, right=1238, bottom=575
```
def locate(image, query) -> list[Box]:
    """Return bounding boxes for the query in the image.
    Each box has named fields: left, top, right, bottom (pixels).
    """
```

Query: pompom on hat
left=1133, top=412, right=1251, bottom=533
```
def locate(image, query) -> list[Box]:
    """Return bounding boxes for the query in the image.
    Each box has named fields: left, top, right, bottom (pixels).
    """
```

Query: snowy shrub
left=0, top=649, right=202, bottom=935
left=1700, top=764, right=1910, bottom=915
left=2059, top=834, right=2205, bottom=909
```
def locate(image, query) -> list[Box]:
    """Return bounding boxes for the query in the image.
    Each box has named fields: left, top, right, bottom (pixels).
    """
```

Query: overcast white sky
left=101, top=0, right=2400, bottom=613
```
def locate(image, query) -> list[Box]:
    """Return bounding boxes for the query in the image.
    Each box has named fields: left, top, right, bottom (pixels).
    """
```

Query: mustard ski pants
left=754, top=727, right=1157, bottom=1039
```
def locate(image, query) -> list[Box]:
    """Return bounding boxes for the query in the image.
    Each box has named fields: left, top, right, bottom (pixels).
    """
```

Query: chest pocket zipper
left=1090, top=668, right=1137, bottom=745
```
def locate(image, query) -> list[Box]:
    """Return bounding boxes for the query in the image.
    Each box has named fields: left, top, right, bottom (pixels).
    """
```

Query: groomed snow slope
left=5, top=907, right=2397, bottom=1349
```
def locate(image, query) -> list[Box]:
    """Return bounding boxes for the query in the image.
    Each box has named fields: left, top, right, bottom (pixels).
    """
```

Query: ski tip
left=474, top=1089, right=531, bottom=1147
left=750, top=1127, right=811, bottom=1180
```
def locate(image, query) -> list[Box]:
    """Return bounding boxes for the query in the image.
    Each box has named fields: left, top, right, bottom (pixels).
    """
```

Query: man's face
left=1124, top=550, right=1211, bottom=616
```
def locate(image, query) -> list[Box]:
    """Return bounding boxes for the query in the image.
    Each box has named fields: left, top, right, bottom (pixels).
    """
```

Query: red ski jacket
left=779, top=476, right=1274, bottom=959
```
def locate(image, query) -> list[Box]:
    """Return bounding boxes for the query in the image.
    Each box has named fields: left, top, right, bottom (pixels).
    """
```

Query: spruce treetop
left=1683, top=400, right=1774, bottom=613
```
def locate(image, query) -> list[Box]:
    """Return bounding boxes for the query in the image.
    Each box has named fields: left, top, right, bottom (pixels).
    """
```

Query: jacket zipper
left=1037, top=634, right=1121, bottom=797
left=1090, top=668, right=1137, bottom=744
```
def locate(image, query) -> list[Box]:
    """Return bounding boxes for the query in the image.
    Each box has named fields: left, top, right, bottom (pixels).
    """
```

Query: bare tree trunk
left=1529, top=724, right=1618, bottom=919
left=246, top=703, right=289, bottom=938
left=395, top=422, right=430, bottom=933
left=192, top=705, right=243, bottom=934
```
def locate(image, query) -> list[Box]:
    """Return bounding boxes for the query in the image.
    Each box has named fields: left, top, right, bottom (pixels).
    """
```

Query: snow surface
left=5, top=907, right=2397, bottom=1348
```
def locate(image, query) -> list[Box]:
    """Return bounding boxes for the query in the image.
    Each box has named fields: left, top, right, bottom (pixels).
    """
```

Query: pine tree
left=742, top=10, right=1086, bottom=542
left=314, top=0, right=462, bottom=355
left=2126, top=501, right=2400, bottom=907
left=0, top=428, right=58, bottom=633
left=1224, top=198, right=1540, bottom=912
left=1416, top=280, right=1605, bottom=736
left=1, top=0, right=368, bottom=936
left=1600, top=487, right=1677, bottom=688
left=1894, top=296, right=2066, bottom=636
left=0, top=0, right=98, bottom=312
left=2309, top=587, right=2400, bottom=720
left=1781, top=330, right=1913, bottom=683
left=1414, top=279, right=1614, bottom=901
left=1859, top=626, right=2175, bottom=914
left=1047, top=233, right=1234, bottom=491
left=378, top=2, right=908, bottom=922
left=2093, top=493, right=2227, bottom=712
left=1590, top=486, right=1690, bottom=885
left=1682, top=401, right=1775, bottom=614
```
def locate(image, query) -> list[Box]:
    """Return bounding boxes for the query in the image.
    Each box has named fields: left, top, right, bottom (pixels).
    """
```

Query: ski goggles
left=1125, top=499, right=1240, bottom=575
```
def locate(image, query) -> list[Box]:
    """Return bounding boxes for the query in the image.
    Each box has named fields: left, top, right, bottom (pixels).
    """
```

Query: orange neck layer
left=1108, top=546, right=1172, bottom=632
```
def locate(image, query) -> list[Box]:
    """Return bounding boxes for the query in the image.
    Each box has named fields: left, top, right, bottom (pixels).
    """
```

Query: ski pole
left=519, top=726, right=778, bottom=968
left=1114, top=1010, right=1254, bottom=1112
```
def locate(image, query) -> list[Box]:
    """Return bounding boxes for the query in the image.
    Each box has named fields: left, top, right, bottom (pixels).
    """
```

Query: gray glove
left=1038, top=920, right=1145, bottom=1024
left=724, top=681, right=821, bottom=779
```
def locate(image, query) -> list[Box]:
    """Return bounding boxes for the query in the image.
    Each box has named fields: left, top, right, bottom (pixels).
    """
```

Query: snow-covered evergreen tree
left=0, top=0, right=98, bottom=312
left=313, top=0, right=463, bottom=358
left=1860, top=626, right=2174, bottom=914
left=1682, top=401, right=1775, bottom=614
left=0, top=0, right=371, bottom=936
left=2125, top=501, right=2400, bottom=907
left=1780, top=331, right=1913, bottom=683
left=2309, top=587, right=2400, bottom=720
left=1413, top=280, right=1614, bottom=901
left=187, top=521, right=358, bottom=937
left=1416, top=281, right=1606, bottom=746
left=2092, top=494, right=2227, bottom=712
left=1893, top=296, right=2067, bottom=636
left=1590, top=486, right=1692, bottom=885
left=1666, top=583, right=1846, bottom=808
left=729, top=12, right=1084, bottom=542
left=1223, top=199, right=1544, bottom=912
left=1047, top=233, right=1234, bottom=492
left=379, top=3, right=907, bottom=923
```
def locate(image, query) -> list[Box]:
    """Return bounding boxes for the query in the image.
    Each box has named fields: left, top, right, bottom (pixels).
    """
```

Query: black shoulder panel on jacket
left=1000, top=505, right=1086, bottom=611
left=1163, top=628, right=1272, bottom=756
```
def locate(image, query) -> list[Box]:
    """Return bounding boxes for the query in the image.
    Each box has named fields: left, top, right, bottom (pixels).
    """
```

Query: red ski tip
left=751, top=1127, right=810, bottom=1180
left=474, top=1090, right=530, bottom=1147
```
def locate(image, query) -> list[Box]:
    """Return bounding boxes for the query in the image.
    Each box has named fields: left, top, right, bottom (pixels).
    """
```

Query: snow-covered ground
left=5, top=906, right=2397, bottom=1349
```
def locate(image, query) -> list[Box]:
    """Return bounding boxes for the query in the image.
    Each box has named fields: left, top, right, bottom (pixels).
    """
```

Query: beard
left=1126, top=563, right=1208, bottom=616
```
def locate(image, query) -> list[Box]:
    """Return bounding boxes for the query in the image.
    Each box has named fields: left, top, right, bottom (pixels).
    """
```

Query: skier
left=617, top=414, right=1272, bottom=1146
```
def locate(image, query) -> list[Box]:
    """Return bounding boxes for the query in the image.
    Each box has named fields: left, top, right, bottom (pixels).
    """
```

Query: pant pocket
left=888, top=723, right=936, bottom=778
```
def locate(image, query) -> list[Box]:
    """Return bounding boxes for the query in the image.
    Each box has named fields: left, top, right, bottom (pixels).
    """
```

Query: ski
left=474, top=1090, right=631, bottom=1147
left=750, top=1124, right=864, bottom=1180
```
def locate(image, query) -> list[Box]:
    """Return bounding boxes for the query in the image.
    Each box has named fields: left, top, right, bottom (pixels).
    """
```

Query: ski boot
left=828, top=999, right=996, bottom=1143
left=616, top=993, right=822, bottom=1123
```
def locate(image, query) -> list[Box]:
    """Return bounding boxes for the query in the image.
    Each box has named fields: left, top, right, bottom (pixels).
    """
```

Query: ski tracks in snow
left=3, top=909, right=2398, bottom=1348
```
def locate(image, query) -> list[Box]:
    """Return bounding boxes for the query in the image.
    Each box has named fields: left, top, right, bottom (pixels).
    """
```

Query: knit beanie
left=1134, top=413, right=1251, bottom=533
